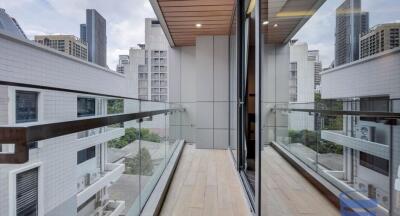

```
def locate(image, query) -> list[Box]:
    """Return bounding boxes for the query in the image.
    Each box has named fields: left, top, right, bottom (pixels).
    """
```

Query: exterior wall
left=168, top=35, right=230, bottom=149
left=0, top=31, right=133, bottom=98
left=321, top=48, right=400, bottom=99
left=169, top=46, right=197, bottom=143
left=195, top=36, right=229, bottom=149
left=0, top=32, right=129, bottom=216
left=261, top=43, right=290, bottom=145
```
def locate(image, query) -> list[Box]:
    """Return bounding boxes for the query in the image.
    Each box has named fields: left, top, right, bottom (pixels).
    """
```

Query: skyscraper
left=82, top=9, right=107, bottom=67
left=34, top=35, right=88, bottom=60
left=80, top=24, right=87, bottom=43
left=335, top=0, right=369, bottom=66
left=0, top=8, right=27, bottom=39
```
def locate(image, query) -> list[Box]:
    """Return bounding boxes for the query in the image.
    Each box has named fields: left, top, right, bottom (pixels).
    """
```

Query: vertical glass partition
left=257, top=0, right=400, bottom=215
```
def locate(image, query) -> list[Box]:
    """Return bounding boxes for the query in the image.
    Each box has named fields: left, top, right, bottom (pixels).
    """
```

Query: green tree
left=124, top=147, right=154, bottom=176
left=107, top=99, right=124, bottom=114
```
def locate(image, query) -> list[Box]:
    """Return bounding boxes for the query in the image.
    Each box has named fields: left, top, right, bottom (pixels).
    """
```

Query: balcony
left=96, top=200, right=125, bottom=216
left=77, top=163, right=125, bottom=206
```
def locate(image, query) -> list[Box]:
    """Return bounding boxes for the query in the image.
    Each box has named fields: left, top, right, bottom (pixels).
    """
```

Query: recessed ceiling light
left=196, top=23, right=202, bottom=28
left=273, top=23, right=278, bottom=28
left=262, top=21, right=269, bottom=25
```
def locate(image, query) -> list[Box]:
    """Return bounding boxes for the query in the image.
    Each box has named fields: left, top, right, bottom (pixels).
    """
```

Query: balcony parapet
left=321, top=130, right=389, bottom=160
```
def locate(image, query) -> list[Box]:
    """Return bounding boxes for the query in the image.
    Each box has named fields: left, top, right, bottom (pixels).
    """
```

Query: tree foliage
left=288, top=129, right=343, bottom=154
left=124, top=147, right=154, bottom=176
left=108, top=128, right=161, bottom=149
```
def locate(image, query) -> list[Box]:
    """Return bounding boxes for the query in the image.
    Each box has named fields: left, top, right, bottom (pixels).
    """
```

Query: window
left=77, top=146, right=96, bottom=164
left=77, top=97, right=95, bottom=117
left=360, top=152, right=389, bottom=176
left=16, top=167, right=39, bottom=216
left=16, top=91, right=38, bottom=123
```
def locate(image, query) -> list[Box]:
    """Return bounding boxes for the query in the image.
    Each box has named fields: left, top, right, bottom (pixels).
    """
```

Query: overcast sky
left=0, top=0, right=155, bottom=70
left=295, top=0, right=400, bottom=68
left=0, top=0, right=399, bottom=69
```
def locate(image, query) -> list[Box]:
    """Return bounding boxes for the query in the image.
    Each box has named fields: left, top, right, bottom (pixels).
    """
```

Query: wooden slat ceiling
left=157, top=0, right=235, bottom=46
left=155, top=0, right=324, bottom=46
left=261, top=0, right=324, bottom=43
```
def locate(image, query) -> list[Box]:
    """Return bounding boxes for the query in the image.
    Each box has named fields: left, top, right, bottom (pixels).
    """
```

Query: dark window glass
left=360, top=151, right=389, bottom=176
left=77, top=146, right=96, bottom=164
left=360, top=97, right=389, bottom=122
left=16, top=91, right=38, bottom=123
left=28, top=142, right=38, bottom=149
left=77, top=97, right=95, bottom=117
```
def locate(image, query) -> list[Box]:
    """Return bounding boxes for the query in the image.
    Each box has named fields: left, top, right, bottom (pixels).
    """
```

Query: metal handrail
left=0, top=108, right=184, bottom=164
left=272, top=107, right=400, bottom=118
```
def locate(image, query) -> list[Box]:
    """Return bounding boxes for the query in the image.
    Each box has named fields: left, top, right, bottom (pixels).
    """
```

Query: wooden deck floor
left=261, top=145, right=339, bottom=216
left=160, top=144, right=339, bottom=216
left=160, top=144, right=252, bottom=216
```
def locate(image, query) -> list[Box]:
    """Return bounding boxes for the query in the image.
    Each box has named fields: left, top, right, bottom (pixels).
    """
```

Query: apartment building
left=0, top=29, right=131, bottom=216
left=360, top=23, right=400, bottom=59
left=129, top=19, right=169, bottom=102
left=34, top=35, right=88, bottom=61
left=335, top=0, right=369, bottom=66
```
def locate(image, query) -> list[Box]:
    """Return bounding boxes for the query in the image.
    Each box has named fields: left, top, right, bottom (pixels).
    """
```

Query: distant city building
left=335, top=0, right=369, bottom=66
left=35, top=35, right=88, bottom=60
left=80, top=24, right=87, bottom=43
left=307, top=50, right=322, bottom=88
left=360, top=23, right=400, bottom=58
left=116, top=55, right=129, bottom=74
left=0, top=8, right=27, bottom=39
left=129, top=18, right=169, bottom=102
left=81, top=9, right=107, bottom=67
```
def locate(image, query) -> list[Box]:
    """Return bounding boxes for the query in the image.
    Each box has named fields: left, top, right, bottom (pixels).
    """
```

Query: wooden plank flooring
left=261, top=146, right=340, bottom=216
left=160, top=144, right=251, bottom=216
left=160, top=144, right=339, bottom=216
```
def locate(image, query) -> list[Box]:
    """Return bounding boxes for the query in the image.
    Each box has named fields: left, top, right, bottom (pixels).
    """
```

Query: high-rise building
left=0, top=8, right=27, bottom=39
left=82, top=9, right=107, bottom=67
left=80, top=24, right=87, bottom=43
left=360, top=23, right=400, bottom=58
left=34, top=35, right=88, bottom=60
left=129, top=18, right=169, bottom=102
left=335, top=0, right=369, bottom=66
left=308, top=50, right=322, bottom=88
left=116, top=55, right=129, bottom=74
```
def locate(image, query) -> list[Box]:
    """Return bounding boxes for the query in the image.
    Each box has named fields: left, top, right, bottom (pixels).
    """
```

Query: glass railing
left=0, top=84, right=184, bottom=216
left=271, top=98, right=400, bottom=216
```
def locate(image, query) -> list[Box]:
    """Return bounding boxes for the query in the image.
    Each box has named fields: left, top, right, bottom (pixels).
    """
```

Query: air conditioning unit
left=356, top=125, right=375, bottom=142
left=77, top=176, right=86, bottom=192
left=368, top=184, right=377, bottom=199
left=84, top=173, right=91, bottom=186
left=376, top=188, right=389, bottom=208
left=90, top=172, right=99, bottom=184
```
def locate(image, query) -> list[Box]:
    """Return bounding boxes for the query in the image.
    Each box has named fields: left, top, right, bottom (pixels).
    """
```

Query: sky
left=0, top=0, right=155, bottom=70
left=294, top=0, right=400, bottom=68
left=0, top=0, right=399, bottom=69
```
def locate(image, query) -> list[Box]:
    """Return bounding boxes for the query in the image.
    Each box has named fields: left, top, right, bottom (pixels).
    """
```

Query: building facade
left=0, top=30, right=131, bottom=216
left=0, top=8, right=27, bottom=39
left=34, top=35, right=88, bottom=61
left=335, top=0, right=369, bottom=66
left=129, top=19, right=169, bottom=102
left=360, top=23, right=400, bottom=59
left=80, top=24, right=87, bottom=44
left=116, top=55, right=129, bottom=74
left=82, top=9, right=107, bottom=67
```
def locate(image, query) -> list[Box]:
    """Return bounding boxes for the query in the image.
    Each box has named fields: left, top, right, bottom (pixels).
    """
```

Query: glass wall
left=229, top=4, right=238, bottom=164
left=257, top=0, right=400, bottom=215
left=0, top=86, right=184, bottom=216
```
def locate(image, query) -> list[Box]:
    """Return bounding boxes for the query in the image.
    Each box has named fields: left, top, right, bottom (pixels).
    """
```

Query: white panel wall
left=0, top=31, right=134, bottom=98
left=168, top=36, right=229, bottom=149
left=196, top=36, right=229, bottom=149
left=321, top=48, right=400, bottom=99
